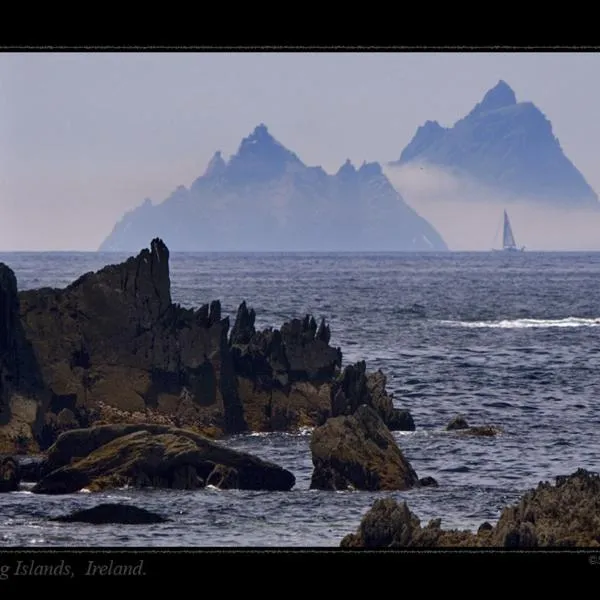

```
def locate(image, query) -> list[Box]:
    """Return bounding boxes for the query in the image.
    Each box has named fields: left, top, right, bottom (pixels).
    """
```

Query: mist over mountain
left=389, top=80, right=599, bottom=208
left=99, top=124, right=448, bottom=252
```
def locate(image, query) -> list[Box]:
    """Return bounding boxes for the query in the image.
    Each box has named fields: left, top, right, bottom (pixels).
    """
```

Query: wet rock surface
left=309, top=405, right=419, bottom=491
left=341, top=468, right=600, bottom=547
left=32, top=423, right=296, bottom=494
left=446, top=415, right=502, bottom=437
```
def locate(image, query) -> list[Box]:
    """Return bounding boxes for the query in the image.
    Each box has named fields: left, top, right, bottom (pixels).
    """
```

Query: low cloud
left=385, top=163, right=600, bottom=251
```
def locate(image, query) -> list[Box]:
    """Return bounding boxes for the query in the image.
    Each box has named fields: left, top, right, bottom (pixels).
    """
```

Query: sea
left=1, top=250, right=599, bottom=547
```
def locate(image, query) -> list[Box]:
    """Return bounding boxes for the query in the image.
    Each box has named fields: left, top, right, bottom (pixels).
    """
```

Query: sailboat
left=493, top=210, right=525, bottom=252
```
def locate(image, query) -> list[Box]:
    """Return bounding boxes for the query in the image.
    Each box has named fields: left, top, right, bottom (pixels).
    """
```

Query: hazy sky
left=2, top=51, right=600, bottom=251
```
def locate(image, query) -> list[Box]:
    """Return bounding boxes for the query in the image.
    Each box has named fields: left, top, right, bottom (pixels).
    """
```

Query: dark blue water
left=1, top=250, right=599, bottom=546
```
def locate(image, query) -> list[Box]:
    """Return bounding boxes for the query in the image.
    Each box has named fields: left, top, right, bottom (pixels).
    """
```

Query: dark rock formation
left=99, top=124, right=448, bottom=252
left=446, top=415, right=502, bottom=437
left=0, top=455, right=19, bottom=492
left=16, top=238, right=250, bottom=449
left=2, top=239, right=411, bottom=447
left=390, top=80, right=599, bottom=208
left=309, top=405, right=419, bottom=491
left=16, top=454, right=45, bottom=482
left=229, top=303, right=342, bottom=432
left=341, top=468, right=600, bottom=547
left=331, top=362, right=415, bottom=431
left=32, top=423, right=296, bottom=494
left=51, top=503, right=168, bottom=524
left=0, top=264, right=49, bottom=453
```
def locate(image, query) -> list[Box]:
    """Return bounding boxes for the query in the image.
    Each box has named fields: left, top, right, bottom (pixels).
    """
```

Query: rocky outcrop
left=229, top=302, right=343, bottom=432
left=2, top=239, right=413, bottom=448
left=15, top=238, right=247, bottom=449
left=32, top=423, right=296, bottom=494
left=446, top=415, right=502, bottom=437
left=51, top=503, right=168, bottom=524
left=331, top=361, right=415, bottom=431
left=0, top=455, right=20, bottom=492
left=309, top=405, right=419, bottom=491
left=0, top=264, right=49, bottom=453
left=340, top=468, right=600, bottom=547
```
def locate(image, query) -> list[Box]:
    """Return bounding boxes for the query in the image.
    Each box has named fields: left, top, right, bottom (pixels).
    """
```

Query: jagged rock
left=230, top=307, right=342, bottom=432
left=51, top=503, right=168, bottom=524
left=16, top=239, right=248, bottom=448
left=0, top=455, right=19, bottom=492
left=32, top=423, right=296, bottom=494
left=330, top=362, right=414, bottom=431
left=341, top=468, right=600, bottom=547
left=279, top=315, right=342, bottom=383
left=0, top=264, right=49, bottom=453
left=230, top=301, right=256, bottom=346
left=3, top=239, right=402, bottom=446
left=309, top=405, right=419, bottom=491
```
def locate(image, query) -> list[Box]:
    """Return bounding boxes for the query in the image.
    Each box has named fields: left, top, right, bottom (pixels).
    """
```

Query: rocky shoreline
left=1, top=239, right=597, bottom=546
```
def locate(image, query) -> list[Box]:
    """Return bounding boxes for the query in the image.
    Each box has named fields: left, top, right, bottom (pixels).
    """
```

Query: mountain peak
left=204, top=150, right=227, bottom=178
left=391, top=81, right=598, bottom=207
left=476, top=80, right=517, bottom=114
left=358, top=161, right=383, bottom=179
left=336, top=159, right=357, bottom=178
left=222, top=124, right=304, bottom=184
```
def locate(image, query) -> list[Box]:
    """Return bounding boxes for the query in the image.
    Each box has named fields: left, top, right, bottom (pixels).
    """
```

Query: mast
left=502, top=210, right=516, bottom=250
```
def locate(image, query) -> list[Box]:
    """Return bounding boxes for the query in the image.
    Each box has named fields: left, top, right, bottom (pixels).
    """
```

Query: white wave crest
left=440, top=317, right=600, bottom=329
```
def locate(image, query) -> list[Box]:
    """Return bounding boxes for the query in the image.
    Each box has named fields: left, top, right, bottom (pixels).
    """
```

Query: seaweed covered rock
left=309, top=405, right=419, bottom=491
left=446, top=415, right=502, bottom=437
left=341, top=468, right=600, bottom=547
left=32, top=423, right=296, bottom=494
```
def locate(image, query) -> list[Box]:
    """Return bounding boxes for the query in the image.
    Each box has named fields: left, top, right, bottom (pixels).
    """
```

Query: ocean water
left=1, top=250, right=599, bottom=547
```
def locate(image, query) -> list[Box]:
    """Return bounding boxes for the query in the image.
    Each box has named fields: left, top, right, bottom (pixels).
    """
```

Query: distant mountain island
left=99, top=124, right=448, bottom=252
left=389, top=80, right=599, bottom=207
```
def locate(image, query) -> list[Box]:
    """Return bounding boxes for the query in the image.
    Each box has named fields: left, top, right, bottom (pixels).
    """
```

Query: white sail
left=502, top=210, right=516, bottom=249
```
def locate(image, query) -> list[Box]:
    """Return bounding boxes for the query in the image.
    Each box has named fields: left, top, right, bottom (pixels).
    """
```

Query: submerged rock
left=418, top=476, right=439, bottom=487
left=51, top=503, right=168, bottom=524
left=446, top=415, right=501, bottom=437
left=446, top=415, right=469, bottom=430
left=341, top=468, right=600, bottom=547
left=309, top=405, right=419, bottom=491
left=32, top=423, right=296, bottom=494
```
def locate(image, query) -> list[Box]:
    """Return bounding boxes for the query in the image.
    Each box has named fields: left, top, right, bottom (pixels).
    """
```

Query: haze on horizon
left=2, top=51, right=600, bottom=252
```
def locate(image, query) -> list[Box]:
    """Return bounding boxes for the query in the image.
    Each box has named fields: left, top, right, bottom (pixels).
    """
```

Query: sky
left=2, top=51, right=600, bottom=251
